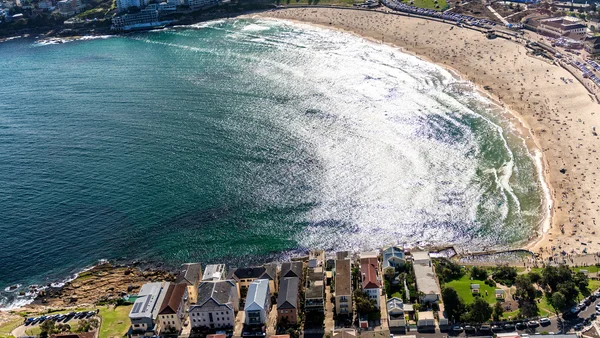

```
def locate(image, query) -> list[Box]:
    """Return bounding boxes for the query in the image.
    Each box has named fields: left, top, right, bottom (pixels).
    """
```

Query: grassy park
left=98, top=305, right=132, bottom=338
left=400, top=0, right=448, bottom=11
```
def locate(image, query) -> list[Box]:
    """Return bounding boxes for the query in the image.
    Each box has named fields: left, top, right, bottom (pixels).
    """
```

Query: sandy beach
left=251, top=7, right=600, bottom=258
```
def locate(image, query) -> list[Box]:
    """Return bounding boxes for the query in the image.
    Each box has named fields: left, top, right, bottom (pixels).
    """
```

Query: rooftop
left=382, top=246, right=405, bottom=269
left=360, top=257, right=380, bottom=289
left=228, top=264, right=276, bottom=282
left=195, top=280, right=236, bottom=309
left=130, top=282, right=169, bottom=320
left=245, top=279, right=270, bottom=312
left=277, top=277, right=299, bottom=309
left=335, top=259, right=352, bottom=296
left=202, top=264, right=225, bottom=282
left=280, top=262, right=303, bottom=279
left=306, top=279, right=324, bottom=299
left=413, top=263, right=441, bottom=296
left=411, top=251, right=430, bottom=262
left=175, top=263, right=202, bottom=286
left=158, top=283, right=187, bottom=315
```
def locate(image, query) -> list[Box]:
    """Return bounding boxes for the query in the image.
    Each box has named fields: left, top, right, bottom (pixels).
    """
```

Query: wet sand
left=250, top=7, right=600, bottom=258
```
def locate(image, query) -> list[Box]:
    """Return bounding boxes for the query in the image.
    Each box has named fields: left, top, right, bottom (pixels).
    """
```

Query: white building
left=188, top=280, right=239, bottom=329
left=244, top=279, right=271, bottom=326
left=413, top=258, right=441, bottom=304
left=129, top=282, right=170, bottom=337
left=202, top=264, right=226, bottom=282
left=116, top=0, right=147, bottom=12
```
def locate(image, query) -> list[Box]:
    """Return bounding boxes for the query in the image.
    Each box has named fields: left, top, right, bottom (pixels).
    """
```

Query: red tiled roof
left=360, top=257, right=380, bottom=289
left=159, top=283, right=187, bottom=315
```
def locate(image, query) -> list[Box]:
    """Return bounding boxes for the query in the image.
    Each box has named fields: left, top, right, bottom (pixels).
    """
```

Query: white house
left=188, top=280, right=239, bottom=330
left=382, top=246, right=405, bottom=270
left=244, top=279, right=271, bottom=326
left=386, top=297, right=406, bottom=329
left=129, top=282, right=170, bottom=337
left=413, top=259, right=441, bottom=304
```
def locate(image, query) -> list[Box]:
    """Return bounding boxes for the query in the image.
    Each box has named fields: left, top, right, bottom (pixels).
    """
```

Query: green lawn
left=446, top=275, right=499, bottom=305
left=98, top=305, right=132, bottom=338
left=400, top=0, right=448, bottom=10
left=0, top=317, right=23, bottom=338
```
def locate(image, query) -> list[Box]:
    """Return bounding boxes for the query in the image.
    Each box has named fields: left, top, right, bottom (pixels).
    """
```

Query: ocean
left=0, top=18, right=544, bottom=308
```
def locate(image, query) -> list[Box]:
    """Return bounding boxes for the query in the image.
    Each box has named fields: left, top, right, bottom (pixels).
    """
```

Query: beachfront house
left=175, top=263, right=201, bottom=304
left=305, top=266, right=325, bottom=313
left=277, top=277, right=300, bottom=326
left=188, top=280, right=239, bottom=330
left=157, top=283, right=189, bottom=334
left=201, top=264, right=226, bottom=282
left=244, top=279, right=271, bottom=326
left=280, top=262, right=303, bottom=281
left=382, top=246, right=405, bottom=271
left=129, top=282, right=170, bottom=337
left=360, top=257, right=381, bottom=308
left=334, top=258, right=352, bottom=316
left=227, top=263, right=277, bottom=297
left=413, top=255, right=441, bottom=304
left=386, top=297, right=406, bottom=331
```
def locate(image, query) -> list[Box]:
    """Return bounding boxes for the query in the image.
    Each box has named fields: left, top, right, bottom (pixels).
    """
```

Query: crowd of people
left=381, top=0, right=498, bottom=28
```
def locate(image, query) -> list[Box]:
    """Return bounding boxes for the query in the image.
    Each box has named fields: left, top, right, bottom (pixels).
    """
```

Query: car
left=492, top=325, right=503, bottom=332
left=594, top=291, right=600, bottom=298
left=548, top=332, right=555, bottom=335
left=540, top=318, right=551, bottom=326
left=452, top=326, right=463, bottom=332
left=480, top=325, right=492, bottom=333
left=503, top=324, right=516, bottom=331
left=584, top=298, right=592, bottom=306
left=516, top=322, right=527, bottom=330
left=590, top=313, right=597, bottom=320
left=528, top=321, right=540, bottom=328
left=465, top=325, right=475, bottom=333
left=521, top=335, right=530, bottom=338
left=574, top=323, right=584, bottom=331
left=571, top=306, right=580, bottom=314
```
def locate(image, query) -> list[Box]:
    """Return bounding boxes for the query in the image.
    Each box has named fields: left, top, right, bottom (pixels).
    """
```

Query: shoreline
left=244, top=13, right=555, bottom=254
left=249, top=7, right=600, bottom=259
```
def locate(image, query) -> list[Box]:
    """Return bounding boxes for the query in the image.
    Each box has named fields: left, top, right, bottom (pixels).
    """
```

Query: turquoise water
left=0, top=18, right=543, bottom=308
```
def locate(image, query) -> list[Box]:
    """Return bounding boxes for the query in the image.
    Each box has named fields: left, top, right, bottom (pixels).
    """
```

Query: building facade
left=277, top=277, right=300, bottom=326
left=244, top=279, right=271, bottom=326
left=157, top=283, right=189, bottom=334
left=188, top=280, right=239, bottom=330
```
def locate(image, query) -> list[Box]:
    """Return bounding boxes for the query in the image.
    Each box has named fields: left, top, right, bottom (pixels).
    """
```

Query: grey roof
left=196, top=280, right=236, bottom=309
left=176, top=263, right=202, bottom=286
left=130, top=282, right=169, bottom=320
left=382, top=247, right=405, bottom=269
left=386, top=297, right=404, bottom=313
left=228, top=264, right=276, bottom=282
left=277, top=277, right=299, bottom=309
left=413, top=263, right=441, bottom=296
left=306, top=279, right=324, bottom=299
left=280, top=262, right=303, bottom=279
left=202, top=264, right=225, bottom=281
left=245, top=279, right=270, bottom=312
left=335, top=259, right=351, bottom=296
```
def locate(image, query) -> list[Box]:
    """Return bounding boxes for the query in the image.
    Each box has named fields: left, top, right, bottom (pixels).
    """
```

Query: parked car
left=503, top=324, right=516, bottom=331
left=540, top=318, right=551, bottom=326
left=480, top=325, right=492, bottom=333
left=465, top=325, right=476, bottom=333
left=452, top=326, right=463, bottom=332
left=516, top=322, right=527, bottom=330
left=528, top=321, right=540, bottom=328
left=492, top=325, right=503, bottom=332
left=574, top=323, right=584, bottom=331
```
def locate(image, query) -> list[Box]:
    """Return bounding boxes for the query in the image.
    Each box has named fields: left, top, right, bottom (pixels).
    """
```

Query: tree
left=515, top=275, right=538, bottom=318
left=528, top=271, right=542, bottom=285
left=550, top=291, right=567, bottom=316
left=466, top=298, right=493, bottom=326
left=492, top=301, right=504, bottom=321
left=471, top=266, right=488, bottom=281
left=574, top=272, right=590, bottom=296
left=354, top=290, right=375, bottom=314
left=40, top=320, right=57, bottom=338
left=442, top=286, right=465, bottom=322
left=492, top=265, right=518, bottom=286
